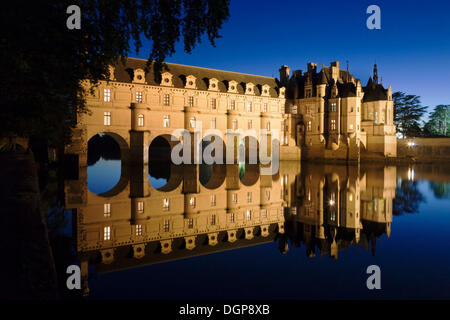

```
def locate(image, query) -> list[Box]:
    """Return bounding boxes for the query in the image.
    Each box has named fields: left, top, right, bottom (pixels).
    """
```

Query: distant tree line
left=393, top=92, right=449, bottom=138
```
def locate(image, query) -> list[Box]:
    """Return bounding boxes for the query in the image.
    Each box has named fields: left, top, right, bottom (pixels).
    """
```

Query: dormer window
left=161, top=72, right=173, bottom=86
left=107, top=65, right=115, bottom=81
left=185, top=75, right=197, bottom=89
left=133, top=68, right=146, bottom=83
left=136, top=91, right=143, bottom=103
left=228, top=80, right=238, bottom=93
left=208, top=78, right=219, bottom=91
left=245, top=82, right=255, bottom=95
left=305, top=88, right=312, bottom=98
left=261, top=84, right=270, bottom=97
left=279, top=87, right=286, bottom=98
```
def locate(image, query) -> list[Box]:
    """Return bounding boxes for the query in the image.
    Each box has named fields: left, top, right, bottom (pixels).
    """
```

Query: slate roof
left=363, top=77, right=388, bottom=102
left=111, top=57, right=281, bottom=98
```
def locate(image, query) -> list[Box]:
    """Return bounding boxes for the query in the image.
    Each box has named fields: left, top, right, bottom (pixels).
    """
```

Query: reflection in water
left=429, top=182, right=450, bottom=199
left=394, top=179, right=425, bottom=215
left=68, top=159, right=408, bottom=296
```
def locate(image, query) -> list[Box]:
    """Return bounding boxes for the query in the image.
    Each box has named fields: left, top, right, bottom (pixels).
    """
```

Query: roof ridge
left=126, top=57, right=276, bottom=80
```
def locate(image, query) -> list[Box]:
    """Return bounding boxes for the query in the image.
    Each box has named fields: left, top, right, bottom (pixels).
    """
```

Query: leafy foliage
left=392, top=92, right=427, bottom=138
left=0, top=0, right=230, bottom=146
left=424, top=105, right=449, bottom=137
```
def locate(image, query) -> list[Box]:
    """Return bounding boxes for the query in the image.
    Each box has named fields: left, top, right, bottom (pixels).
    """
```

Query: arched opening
left=239, top=135, right=259, bottom=164
left=148, top=135, right=182, bottom=190
left=239, top=162, right=260, bottom=186
left=87, top=132, right=128, bottom=195
left=199, top=163, right=226, bottom=189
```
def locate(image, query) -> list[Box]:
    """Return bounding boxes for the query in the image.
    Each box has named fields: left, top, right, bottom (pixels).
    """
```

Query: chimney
left=331, top=61, right=340, bottom=81
left=307, top=62, right=317, bottom=74
left=279, top=65, right=290, bottom=86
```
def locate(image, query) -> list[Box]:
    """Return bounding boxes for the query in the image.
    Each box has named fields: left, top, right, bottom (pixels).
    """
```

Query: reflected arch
left=199, top=163, right=226, bottom=190
left=239, top=162, right=260, bottom=186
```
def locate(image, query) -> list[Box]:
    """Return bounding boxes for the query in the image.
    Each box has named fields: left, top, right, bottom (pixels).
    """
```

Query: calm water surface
left=64, top=153, right=450, bottom=299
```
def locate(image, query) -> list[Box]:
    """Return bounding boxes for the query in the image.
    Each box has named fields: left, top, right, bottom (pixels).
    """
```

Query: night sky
left=133, top=0, right=450, bottom=116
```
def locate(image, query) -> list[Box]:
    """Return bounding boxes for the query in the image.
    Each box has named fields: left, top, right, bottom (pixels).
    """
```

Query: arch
left=239, top=135, right=260, bottom=164
left=87, top=132, right=129, bottom=196
left=149, top=134, right=180, bottom=162
left=239, top=162, right=260, bottom=186
left=199, top=163, right=226, bottom=190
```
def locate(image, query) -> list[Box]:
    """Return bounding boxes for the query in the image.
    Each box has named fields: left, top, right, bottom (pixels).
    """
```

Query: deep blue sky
left=133, top=0, right=450, bottom=116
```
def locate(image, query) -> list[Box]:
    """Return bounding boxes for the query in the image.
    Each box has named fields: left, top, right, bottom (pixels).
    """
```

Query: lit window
left=104, top=112, right=111, bottom=126
left=230, top=213, right=235, bottom=223
left=136, top=224, right=143, bottom=236
left=211, top=98, right=217, bottom=109
left=265, top=190, right=271, bottom=200
left=291, top=105, right=297, bottom=114
left=136, top=91, right=143, bottom=103
left=163, top=115, right=170, bottom=128
left=232, top=119, right=238, bottom=130
left=263, top=103, right=268, bottom=113
left=211, top=194, right=216, bottom=206
left=163, top=94, right=170, bottom=106
left=349, top=193, right=353, bottom=202
left=188, top=96, right=194, bottom=107
left=232, top=193, right=238, bottom=204
left=247, top=192, right=252, bottom=203
left=330, top=103, right=336, bottom=112
left=163, top=219, right=170, bottom=232
left=211, top=215, right=216, bottom=226
left=349, top=124, right=354, bottom=130
left=163, top=198, right=170, bottom=211
left=188, top=218, right=194, bottom=229
left=104, top=203, right=111, bottom=218
left=190, top=117, right=196, bottom=128
left=374, top=111, right=378, bottom=124
left=211, top=117, right=216, bottom=129
left=104, top=89, right=111, bottom=102
left=261, top=209, right=267, bottom=218
left=137, top=201, right=144, bottom=213
left=266, top=121, right=270, bottom=131
left=331, top=119, right=336, bottom=130
left=189, top=197, right=196, bottom=208
left=230, top=100, right=235, bottom=110
left=138, top=114, right=144, bottom=127
left=248, top=120, right=252, bottom=129
left=307, top=121, right=312, bottom=131
left=104, top=226, right=111, bottom=240
left=247, top=102, right=252, bottom=112
left=246, top=210, right=252, bottom=221
left=330, top=211, right=336, bottom=222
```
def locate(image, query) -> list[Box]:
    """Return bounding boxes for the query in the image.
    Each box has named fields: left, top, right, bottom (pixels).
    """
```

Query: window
left=137, top=201, right=144, bottom=213
left=104, top=203, right=111, bottom=218
left=261, top=209, right=267, bottom=218
left=163, top=115, right=170, bottom=128
left=331, top=119, right=336, bottom=130
left=136, top=91, right=143, bottom=103
left=104, top=226, right=111, bottom=240
left=163, top=198, right=170, bottom=211
left=211, top=117, right=216, bottom=129
left=291, top=105, right=297, bottom=114
left=188, top=218, right=194, bottom=229
left=163, top=94, right=170, bottom=106
left=232, top=119, right=238, bottom=130
left=104, top=112, right=111, bottom=126
left=263, top=103, right=268, bottom=113
left=246, top=210, right=252, bottom=221
left=374, top=111, right=378, bottom=124
left=163, top=219, right=170, bottom=232
left=247, top=192, right=252, bottom=203
left=349, top=193, right=353, bottom=202
left=330, top=103, right=336, bottom=112
left=265, top=190, right=271, bottom=200
left=232, top=193, right=238, bottom=204
left=136, top=224, right=143, bottom=236
left=211, top=194, right=216, bottom=206
left=248, top=120, right=252, bottom=129
left=349, top=124, right=354, bottom=130
left=266, top=121, right=270, bottom=131
left=306, top=105, right=313, bottom=115
left=230, top=213, right=235, bottom=223
left=305, top=89, right=312, bottom=98
left=104, top=89, right=111, bottom=102
left=330, top=211, right=336, bottom=222
left=307, top=121, right=312, bottom=131
left=247, top=101, right=252, bottom=112
left=188, top=96, right=194, bottom=107
left=189, top=197, right=196, bottom=209
left=381, top=110, right=385, bottom=124
left=190, top=117, right=196, bottom=128
left=211, top=98, right=217, bottom=109
left=138, top=114, right=144, bottom=127
left=230, top=100, right=235, bottom=110
left=211, top=214, right=216, bottom=225
left=350, top=106, right=354, bottom=112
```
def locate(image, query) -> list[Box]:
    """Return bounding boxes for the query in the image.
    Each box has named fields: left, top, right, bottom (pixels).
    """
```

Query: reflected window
left=266, top=121, right=270, bottom=131
left=230, top=213, right=235, bottom=223
left=232, top=193, right=238, bottom=204
left=307, top=121, right=312, bottom=131
left=188, top=218, right=194, bottom=229
left=104, top=112, right=111, bottom=126
left=104, top=203, right=111, bottom=218
left=189, top=197, right=196, bottom=209
left=265, top=190, right=270, bottom=200
left=232, top=119, right=238, bottom=130
left=137, top=201, right=144, bottom=213
left=331, top=119, right=336, bottom=131
left=103, top=226, right=111, bottom=240
left=136, top=91, right=143, bottom=103
left=330, top=211, right=336, bottom=222
left=138, top=114, right=144, bottom=127
left=211, top=117, right=216, bottom=129
left=163, top=219, right=170, bottom=232
left=247, top=192, right=252, bottom=203
left=211, top=194, right=216, bottom=206
left=136, top=224, right=142, bottom=236
left=104, top=89, right=111, bottom=102
left=163, top=198, right=170, bottom=211
left=211, top=214, right=216, bottom=226
left=248, top=120, right=252, bottom=129
left=246, top=210, right=252, bottom=221
left=190, top=117, right=196, bottom=128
